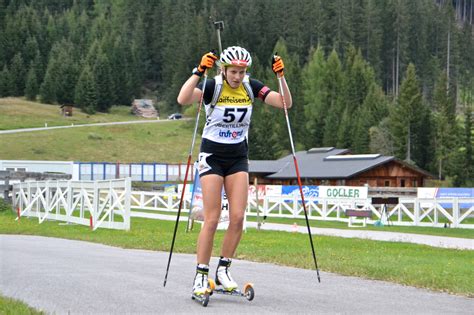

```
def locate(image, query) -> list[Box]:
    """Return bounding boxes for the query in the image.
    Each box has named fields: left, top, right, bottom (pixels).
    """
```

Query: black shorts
left=198, top=138, right=249, bottom=178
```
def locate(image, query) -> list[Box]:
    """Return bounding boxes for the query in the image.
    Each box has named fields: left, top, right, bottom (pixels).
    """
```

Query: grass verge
left=245, top=215, right=474, bottom=239
left=1, top=210, right=472, bottom=297
left=0, top=295, right=44, bottom=315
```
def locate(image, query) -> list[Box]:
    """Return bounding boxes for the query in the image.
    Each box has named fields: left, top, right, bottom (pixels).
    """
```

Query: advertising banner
left=418, top=188, right=474, bottom=208
left=280, top=185, right=368, bottom=199
left=319, top=186, right=368, bottom=199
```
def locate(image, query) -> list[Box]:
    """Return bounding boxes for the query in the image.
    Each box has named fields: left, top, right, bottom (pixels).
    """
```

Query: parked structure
left=131, top=99, right=158, bottom=118
left=60, top=104, right=73, bottom=116
left=249, top=147, right=433, bottom=187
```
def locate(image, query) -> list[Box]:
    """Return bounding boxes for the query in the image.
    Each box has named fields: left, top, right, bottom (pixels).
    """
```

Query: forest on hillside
left=0, top=0, right=473, bottom=186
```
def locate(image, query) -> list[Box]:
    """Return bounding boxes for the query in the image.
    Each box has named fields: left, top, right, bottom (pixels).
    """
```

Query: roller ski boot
left=191, top=264, right=211, bottom=307
left=208, top=257, right=255, bottom=301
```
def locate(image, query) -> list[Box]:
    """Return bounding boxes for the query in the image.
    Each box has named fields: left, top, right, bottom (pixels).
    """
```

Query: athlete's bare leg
left=197, top=174, right=224, bottom=264
left=221, top=171, right=248, bottom=258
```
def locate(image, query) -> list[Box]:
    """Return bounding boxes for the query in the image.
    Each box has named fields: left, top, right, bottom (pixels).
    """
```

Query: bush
left=0, top=197, right=11, bottom=212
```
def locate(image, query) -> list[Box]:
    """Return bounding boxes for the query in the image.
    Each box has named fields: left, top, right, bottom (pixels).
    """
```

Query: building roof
left=249, top=147, right=430, bottom=179
left=248, top=160, right=289, bottom=174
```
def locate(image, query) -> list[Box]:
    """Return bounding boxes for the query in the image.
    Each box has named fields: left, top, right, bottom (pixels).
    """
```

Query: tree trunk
left=396, top=29, right=400, bottom=97
left=446, top=21, right=450, bottom=91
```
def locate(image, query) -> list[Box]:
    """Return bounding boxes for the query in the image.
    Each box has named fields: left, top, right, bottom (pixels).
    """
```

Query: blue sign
left=437, top=188, right=474, bottom=209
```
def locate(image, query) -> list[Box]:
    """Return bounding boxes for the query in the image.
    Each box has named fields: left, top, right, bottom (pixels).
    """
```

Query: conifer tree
left=322, top=49, right=344, bottom=147
left=39, top=57, right=58, bottom=104
left=390, top=63, right=432, bottom=168
left=93, top=49, right=114, bottom=111
left=55, top=42, right=78, bottom=105
left=462, top=105, right=473, bottom=185
left=25, top=61, right=38, bottom=100
left=369, top=117, right=395, bottom=156
left=0, top=65, right=13, bottom=97
left=433, top=70, right=457, bottom=179
left=10, top=53, right=25, bottom=96
left=336, top=108, right=352, bottom=149
left=75, top=64, right=98, bottom=114
left=352, top=83, right=388, bottom=153
left=302, top=46, right=326, bottom=148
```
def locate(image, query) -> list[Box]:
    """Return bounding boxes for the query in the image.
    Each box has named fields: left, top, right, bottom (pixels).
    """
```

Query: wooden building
left=60, top=104, right=73, bottom=116
left=249, top=147, right=433, bottom=187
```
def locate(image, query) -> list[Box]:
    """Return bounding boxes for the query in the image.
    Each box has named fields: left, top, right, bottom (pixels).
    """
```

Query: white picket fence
left=11, top=182, right=474, bottom=230
left=13, top=178, right=131, bottom=231
left=129, top=191, right=474, bottom=229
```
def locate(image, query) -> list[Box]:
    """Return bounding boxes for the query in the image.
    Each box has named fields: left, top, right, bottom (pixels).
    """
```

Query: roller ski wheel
left=243, top=283, right=255, bottom=301
left=208, top=279, right=255, bottom=302
left=191, top=290, right=210, bottom=307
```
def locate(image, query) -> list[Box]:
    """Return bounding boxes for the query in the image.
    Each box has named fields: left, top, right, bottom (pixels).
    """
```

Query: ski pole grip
left=272, top=52, right=278, bottom=64
left=272, top=52, right=283, bottom=78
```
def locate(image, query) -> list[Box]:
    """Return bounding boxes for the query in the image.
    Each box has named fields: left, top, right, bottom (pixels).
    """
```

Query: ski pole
left=275, top=63, right=321, bottom=283
left=163, top=70, right=209, bottom=287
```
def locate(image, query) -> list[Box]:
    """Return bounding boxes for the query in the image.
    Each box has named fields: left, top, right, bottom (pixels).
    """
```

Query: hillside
left=0, top=98, right=197, bottom=163
left=0, top=98, right=149, bottom=130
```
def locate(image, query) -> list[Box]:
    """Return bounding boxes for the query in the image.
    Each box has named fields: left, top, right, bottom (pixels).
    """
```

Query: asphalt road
left=1, top=235, right=472, bottom=314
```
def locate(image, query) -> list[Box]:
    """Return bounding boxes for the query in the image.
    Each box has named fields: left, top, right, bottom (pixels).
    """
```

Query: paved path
left=1, top=235, right=472, bottom=314
left=0, top=119, right=188, bottom=135
left=149, top=213, right=474, bottom=250
left=247, top=221, right=474, bottom=250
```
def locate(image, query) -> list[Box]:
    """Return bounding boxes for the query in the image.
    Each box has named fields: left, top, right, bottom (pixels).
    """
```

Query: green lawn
left=0, top=120, right=199, bottom=163
left=132, top=208, right=474, bottom=239
left=0, top=97, right=151, bottom=130
left=245, top=215, right=474, bottom=239
left=1, top=210, right=472, bottom=297
left=0, top=295, right=44, bottom=315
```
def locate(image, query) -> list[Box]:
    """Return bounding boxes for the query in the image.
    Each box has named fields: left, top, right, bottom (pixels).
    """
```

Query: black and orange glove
left=193, top=51, right=218, bottom=77
left=272, top=54, right=285, bottom=76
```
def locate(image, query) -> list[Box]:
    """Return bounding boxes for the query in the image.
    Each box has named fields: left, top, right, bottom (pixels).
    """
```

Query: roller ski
left=208, top=258, right=255, bottom=301
left=191, top=264, right=212, bottom=307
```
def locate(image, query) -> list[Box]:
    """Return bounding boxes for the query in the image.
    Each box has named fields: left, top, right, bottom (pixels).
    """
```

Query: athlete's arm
left=263, top=76, right=292, bottom=109
left=177, top=51, right=218, bottom=105
left=177, top=75, right=202, bottom=105
left=262, top=55, right=292, bottom=108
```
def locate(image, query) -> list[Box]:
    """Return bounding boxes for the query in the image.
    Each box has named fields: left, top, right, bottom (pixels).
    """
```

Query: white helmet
left=220, top=46, right=252, bottom=67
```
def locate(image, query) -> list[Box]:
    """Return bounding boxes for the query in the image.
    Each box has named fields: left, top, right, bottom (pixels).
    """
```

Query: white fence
left=129, top=191, right=474, bottom=229
left=11, top=184, right=473, bottom=230
left=13, top=178, right=131, bottom=231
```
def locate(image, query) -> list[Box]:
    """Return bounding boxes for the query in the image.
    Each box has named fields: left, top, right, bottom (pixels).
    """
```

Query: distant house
left=249, top=147, right=433, bottom=187
left=131, top=99, right=158, bottom=118
left=60, top=104, right=73, bottom=116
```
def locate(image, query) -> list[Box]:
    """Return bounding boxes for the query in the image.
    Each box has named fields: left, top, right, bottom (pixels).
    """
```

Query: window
left=385, top=180, right=390, bottom=187
left=400, top=179, right=405, bottom=187
left=412, top=179, right=417, bottom=187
